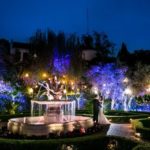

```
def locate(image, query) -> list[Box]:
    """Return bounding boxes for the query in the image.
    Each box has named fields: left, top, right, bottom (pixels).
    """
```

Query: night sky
left=0, top=0, right=150, bottom=52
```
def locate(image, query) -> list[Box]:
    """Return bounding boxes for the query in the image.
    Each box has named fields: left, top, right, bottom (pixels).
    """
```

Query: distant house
left=82, top=49, right=97, bottom=61
left=11, top=41, right=30, bottom=62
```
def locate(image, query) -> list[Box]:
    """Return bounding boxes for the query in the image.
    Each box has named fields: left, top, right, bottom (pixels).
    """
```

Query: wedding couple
left=93, top=93, right=110, bottom=124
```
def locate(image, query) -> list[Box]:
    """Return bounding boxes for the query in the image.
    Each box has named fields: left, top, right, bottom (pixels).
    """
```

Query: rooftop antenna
left=86, top=8, right=89, bottom=35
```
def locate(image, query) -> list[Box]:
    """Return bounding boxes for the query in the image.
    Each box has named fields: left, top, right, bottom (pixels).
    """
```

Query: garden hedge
left=132, top=143, right=150, bottom=150
left=131, top=118, right=150, bottom=140
left=76, top=110, right=150, bottom=123
left=0, top=135, right=140, bottom=150
left=106, top=114, right=149, bottom=123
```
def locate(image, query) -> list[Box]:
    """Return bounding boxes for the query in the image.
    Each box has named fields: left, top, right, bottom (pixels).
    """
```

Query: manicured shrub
left=76, top=110, right=150, bottom=123
left=0, top=112, right=30, bottom=122
left=105, top=111, right=149, bottom=123
left=131, top=118, right=150, bottom=140
left=0, top=135, right=140, bottom=150
left=132, top=143, right=150, bottom=150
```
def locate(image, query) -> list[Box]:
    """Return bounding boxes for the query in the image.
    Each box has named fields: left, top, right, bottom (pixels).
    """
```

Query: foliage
left=135, top=95, right=150, bottom=104
left=127, top=63, right=150, bottom=95
left=117, top=42, right=130, bottom=66
left=133, top=144, right=150, bottom=150
left=105, top=111, right=149, bottom=123
left=53, top=54, right=70, bottom=75
left=86, top=63, right=127, bottom=110
left=0, top=113, right=30, bottom=122
left=83, top=98, right=93, bottom=114
left=104, top=98, right=111, bottom=111
left=28, top=30, right=115, bottom=75
left=0, top=80, right=27, bottom=114
left=0, top=135, right=140, bottom=150
left=131, top=50, right=150, bottom=65
left=131, top=118, right=150, bottom=140
left=93, top=32, right=115, bottom=57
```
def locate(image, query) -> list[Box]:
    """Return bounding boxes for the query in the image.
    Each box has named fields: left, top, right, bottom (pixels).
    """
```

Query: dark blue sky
left=0, top=0, right=150, bottom=52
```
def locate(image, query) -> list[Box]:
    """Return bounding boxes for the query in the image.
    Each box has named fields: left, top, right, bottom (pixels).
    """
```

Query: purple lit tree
left=53, top=54, right=70, bottom=75
left=86, top=63, right=127, bottom=110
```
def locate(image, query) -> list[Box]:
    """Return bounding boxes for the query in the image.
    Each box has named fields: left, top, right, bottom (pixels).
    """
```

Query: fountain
left=7, top=76, right=93, bottom=137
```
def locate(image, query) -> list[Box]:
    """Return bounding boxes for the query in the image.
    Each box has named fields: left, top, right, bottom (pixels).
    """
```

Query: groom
left=93, top=93, right=101, bottom=123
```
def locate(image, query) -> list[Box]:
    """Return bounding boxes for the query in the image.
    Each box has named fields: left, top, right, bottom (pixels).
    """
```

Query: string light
left=24, top=73, right=29, bottom=78
left=42, top=73, right=47, bottom=78
left=28, top=87, right=33, bottom=94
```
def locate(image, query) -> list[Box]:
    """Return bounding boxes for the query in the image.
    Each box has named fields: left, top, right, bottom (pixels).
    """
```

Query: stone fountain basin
left=7, top=116, right=93, bottom=136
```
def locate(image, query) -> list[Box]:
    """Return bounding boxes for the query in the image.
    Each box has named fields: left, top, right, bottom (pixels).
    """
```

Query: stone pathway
left=106, top=123, right=141, bottom=141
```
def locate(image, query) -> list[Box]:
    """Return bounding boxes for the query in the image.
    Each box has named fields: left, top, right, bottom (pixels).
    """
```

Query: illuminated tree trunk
left=111, top=99, right=115, bottom=110
left=123, top=96, right=128, bottom=111
left=127, top=97, right=133, bottom=111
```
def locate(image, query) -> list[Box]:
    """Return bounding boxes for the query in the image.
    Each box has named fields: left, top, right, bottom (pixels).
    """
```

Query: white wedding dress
left=98, top=102, right=110, bottom=124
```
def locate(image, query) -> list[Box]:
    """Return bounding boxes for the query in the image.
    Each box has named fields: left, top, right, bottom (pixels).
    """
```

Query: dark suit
left=93, top=98, right=101, bottom=123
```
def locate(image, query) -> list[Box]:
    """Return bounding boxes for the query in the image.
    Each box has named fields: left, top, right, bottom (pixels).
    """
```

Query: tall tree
left=70, top=38, right=83, bottom=77
left=131, top=49, right=150, bottom=65
left=93, top=32, right=114, bottom=57
left=127, top=62, right=150, bottom=95
left=47, top=30, right=57, bottom=71
left=29, top=30, right=48, bottom=69
left=86, top=63, right=127, bottom=110
left=117, top=42, right=130, bottom=66
left=0, top=39, right=10, bottom=55
left=66, top=33, right=79, bottom=55
left=90, top=32, right=115, bottom=64
left=81, top=34, right=93, bottom=49
left=56, top=32, right=66, bottom=57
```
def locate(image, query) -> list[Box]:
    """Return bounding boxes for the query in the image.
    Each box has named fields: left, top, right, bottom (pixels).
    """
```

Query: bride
left=98, top=95, right=110, bottom=124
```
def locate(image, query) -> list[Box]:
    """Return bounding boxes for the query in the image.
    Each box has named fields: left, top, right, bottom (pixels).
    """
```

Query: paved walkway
left=106, top=123, right=141, bottom=141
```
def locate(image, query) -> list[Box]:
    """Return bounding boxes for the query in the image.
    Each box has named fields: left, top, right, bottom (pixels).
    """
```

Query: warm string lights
left=23, top=72, right=81, bottom=100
